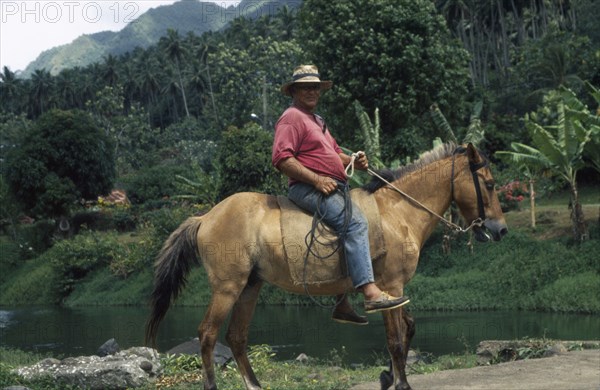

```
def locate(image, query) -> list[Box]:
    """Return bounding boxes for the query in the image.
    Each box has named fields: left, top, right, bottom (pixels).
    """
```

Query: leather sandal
left=364, top=292, right=410, bottom=313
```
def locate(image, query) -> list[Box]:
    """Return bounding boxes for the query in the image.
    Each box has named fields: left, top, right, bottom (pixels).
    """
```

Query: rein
left=302, top=183, right=353, bottom=308
left=360, top=151, right=485, bottom=234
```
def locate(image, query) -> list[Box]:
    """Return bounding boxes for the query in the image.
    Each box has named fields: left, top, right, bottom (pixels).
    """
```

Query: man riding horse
left=272, top=65, right=410, bottom=323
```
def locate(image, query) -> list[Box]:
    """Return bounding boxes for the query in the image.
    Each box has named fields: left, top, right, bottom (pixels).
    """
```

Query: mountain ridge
left=20, top=0, right=300, bottom=78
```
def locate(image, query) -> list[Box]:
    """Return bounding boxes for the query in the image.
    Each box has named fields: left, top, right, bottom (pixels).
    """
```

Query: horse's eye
left=485, top=182, right=495, bottom=191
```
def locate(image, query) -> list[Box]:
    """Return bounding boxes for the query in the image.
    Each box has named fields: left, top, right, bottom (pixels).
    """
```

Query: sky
left=0, top=0, right=241, bottom=73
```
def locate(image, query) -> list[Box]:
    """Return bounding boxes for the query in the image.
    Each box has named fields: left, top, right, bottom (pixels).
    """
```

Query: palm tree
left=135, top=57, right=162, bottom=126
left=275, top=5, right=297, bottom=40
left=101, top=54, right=120, bottom=87
left=496, top=87, right=596, bottom=242
left=0, top=66, right=21, bottom=113
left=55, top=69, right=78, bottom=109
left=161, top=29, right=190, bottom=117
left=29, top=69, right=54, bottom=117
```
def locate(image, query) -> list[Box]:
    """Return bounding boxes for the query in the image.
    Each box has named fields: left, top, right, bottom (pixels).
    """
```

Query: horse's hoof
left=395, top=384, right=411, bottom=390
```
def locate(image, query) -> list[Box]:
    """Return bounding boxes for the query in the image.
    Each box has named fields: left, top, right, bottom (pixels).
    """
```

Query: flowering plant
left=497, top=180, right=529, bottom=211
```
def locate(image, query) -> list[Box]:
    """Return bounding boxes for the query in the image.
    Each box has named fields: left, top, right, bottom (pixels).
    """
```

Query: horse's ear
left=466, top=143, right=483, bottom=164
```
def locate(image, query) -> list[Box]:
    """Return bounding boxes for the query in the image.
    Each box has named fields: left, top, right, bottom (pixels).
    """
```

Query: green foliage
left=175, top=168, right=220, bottom=207
left=161, top=353, right=202, bottom=375
left=44, top=232, right=118, bottom=296
left=298, top=0, right=471, bottom=159
left=0, top=348, right=61, bottom=389
left=0, top=237, right=20, bottom=273
left=0, top=256, right=59, bottom=305
left=353, top=101, right=383, bottom=168
left=4, top=109, right=115, bottom=219
left=496, top=87, right=597, bottom=240
left=122, top=164, right=191, bottom=205
left=534, top=272, right=600, bottom=313
left=207, top=36, right=305, bottom=130
left=217, top=123, right=286, bottom=199
left=14, top=219, right=56, bottom=258
left=512, top=30, right=593, bottom=102
left=408, top=228, right=600, bottom=312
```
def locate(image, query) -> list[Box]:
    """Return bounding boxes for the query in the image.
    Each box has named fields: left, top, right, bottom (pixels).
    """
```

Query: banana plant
left=496, top=86, right=597, bottom=242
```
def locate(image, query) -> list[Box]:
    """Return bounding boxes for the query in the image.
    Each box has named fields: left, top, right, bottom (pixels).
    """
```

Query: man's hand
left=314, top=175, right=338, bottom=195
left=354, top=151, right=369, bottom=171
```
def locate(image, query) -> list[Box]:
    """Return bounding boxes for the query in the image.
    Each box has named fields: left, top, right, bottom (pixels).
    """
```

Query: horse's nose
left=500, top=226, right=508, bottom=237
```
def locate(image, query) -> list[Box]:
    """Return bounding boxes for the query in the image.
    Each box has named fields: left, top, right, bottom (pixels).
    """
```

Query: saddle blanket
left=277, top=189, right=386, bottom=286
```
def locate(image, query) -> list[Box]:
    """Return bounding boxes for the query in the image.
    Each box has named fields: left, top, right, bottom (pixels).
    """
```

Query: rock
left=476, top=340, right=584, bottom=365
left=543, top=343, right=568, bottom=357
left=139, top=360, right=153, bottom=372
left=166, top=338, right=233, bottom=366
left=295, top=353, right=310, bottom=363
left=13, top=347, right=161, bottom=390
left=406, top=350, right=419, bottom=364
left=476, top=340, right=520, bottom=365
left=97, top=338, right=120, bottom=357
left=3, top=386, right=32, bottom=390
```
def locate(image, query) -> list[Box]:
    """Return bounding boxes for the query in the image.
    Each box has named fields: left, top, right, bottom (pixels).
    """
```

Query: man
left=272, top=65, right=409, bottom=325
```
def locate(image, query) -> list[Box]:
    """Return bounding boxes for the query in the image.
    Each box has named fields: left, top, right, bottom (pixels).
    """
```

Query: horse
left=145, top=142, right=508, bottom=390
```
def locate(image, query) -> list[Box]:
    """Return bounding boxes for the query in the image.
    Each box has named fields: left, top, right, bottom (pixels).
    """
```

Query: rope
left=366, top=167, right=484, bottom=233
left=344, top=151, right=364, bottom=178
left=302, top=183, right=352, bottom=309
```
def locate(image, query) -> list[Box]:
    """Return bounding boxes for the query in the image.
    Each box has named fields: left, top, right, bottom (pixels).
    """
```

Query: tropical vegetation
left=1, top=0, right=598, bottom=310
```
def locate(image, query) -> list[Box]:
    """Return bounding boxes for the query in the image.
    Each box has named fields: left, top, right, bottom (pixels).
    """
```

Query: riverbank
left=1, top=207, right=598, bottom=313
left=2, top=339, right=599, bottom=389
left=1, top=184, right=599, bottom=315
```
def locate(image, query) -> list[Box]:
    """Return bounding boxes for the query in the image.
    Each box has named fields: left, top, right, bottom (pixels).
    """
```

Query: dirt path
left=350, top=349, right=600, bottom=390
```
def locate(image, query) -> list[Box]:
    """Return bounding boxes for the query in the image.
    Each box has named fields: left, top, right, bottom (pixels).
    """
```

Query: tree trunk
left=176, top=58, right=190, bottom=118
left=569, top=182, right=589, bottom=242
left=529, top=179, right=536, bottom=229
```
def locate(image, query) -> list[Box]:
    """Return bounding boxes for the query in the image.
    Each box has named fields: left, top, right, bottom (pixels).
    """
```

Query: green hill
left=20, top=0, right=300, bottom=78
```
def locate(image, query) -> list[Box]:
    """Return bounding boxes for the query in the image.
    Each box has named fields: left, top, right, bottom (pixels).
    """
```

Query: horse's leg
left=403, top=310, right=415, bottom=363
left=225, top=279, right=264, bottom=390
left=199, top=287, right=244, bottom=390
left=382, top=307, right=412, bottom=390
left=380, top=309, right=415, bottom=390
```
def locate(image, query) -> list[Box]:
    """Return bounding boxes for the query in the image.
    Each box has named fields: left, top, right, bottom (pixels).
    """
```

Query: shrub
left=121, top=164, right=190, bottom=205
left=14, top=219, right=56, bottom=258
left=217, top=123, right=286, bottom=199
left=43, top=232, right=118, bottom=296
left=3, top=109, right=115, bottom=219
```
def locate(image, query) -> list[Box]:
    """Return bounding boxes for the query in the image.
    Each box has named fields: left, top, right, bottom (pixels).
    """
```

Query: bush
left=43, top=232, right=119, bottom=296
left=217, top=123, right=286, bottom=200
left=3, top=109, right=115, bottom=219
left=122, top=164, right=191, bottom=205
left=14, top=219, right=56, bottom=258
left=533, top=272, right=600, bottom=313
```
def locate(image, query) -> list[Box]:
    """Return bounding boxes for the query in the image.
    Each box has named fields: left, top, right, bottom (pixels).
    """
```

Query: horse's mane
left=363, top=142, right=459, bottom=193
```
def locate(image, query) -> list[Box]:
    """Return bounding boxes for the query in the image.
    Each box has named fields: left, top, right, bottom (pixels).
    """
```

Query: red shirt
left=272, top=106, right=346, bottom=186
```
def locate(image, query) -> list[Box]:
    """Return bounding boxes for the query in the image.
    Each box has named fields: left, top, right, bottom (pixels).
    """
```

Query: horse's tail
left=145, top=216, right=203, bottom=347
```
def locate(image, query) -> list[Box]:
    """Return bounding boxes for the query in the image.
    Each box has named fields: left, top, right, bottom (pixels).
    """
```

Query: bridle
left=450, top=147, right=488, bottom=225
left=363, top=147, right=487, bottom=233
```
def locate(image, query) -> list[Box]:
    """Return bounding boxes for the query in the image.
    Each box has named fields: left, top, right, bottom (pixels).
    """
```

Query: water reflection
left=1, top=306, right=598, bottom=364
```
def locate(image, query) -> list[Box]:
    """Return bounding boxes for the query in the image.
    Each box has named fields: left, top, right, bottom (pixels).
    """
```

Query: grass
left=502, top=182, right=599, bottom=241
left=0, top=345, right=473, bottom=390
left=4, top=339, right=596, bottom=390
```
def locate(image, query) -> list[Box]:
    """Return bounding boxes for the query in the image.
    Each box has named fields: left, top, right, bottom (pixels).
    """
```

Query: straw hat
left=280, top=65, right=333, bottom=96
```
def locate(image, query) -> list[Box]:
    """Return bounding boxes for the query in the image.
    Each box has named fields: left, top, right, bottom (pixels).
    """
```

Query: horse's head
left=452, top=143, right=508, bottom=242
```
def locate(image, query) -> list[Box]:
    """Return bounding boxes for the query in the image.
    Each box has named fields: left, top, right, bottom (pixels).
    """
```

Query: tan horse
left=145, top=143, right=507, bottom=390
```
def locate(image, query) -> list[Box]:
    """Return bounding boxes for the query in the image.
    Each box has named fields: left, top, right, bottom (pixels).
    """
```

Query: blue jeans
left=288, top=181, right=375, bottom=288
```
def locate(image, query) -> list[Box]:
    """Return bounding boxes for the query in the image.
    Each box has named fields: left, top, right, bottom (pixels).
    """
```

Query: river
left=1, top=306, right=598, bottom=364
